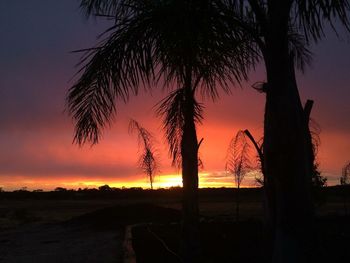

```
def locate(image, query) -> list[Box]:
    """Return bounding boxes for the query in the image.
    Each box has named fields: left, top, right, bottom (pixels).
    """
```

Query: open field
left=0, top=187, right=349, bottom=262
left=0, top=200, right=126, bottom=263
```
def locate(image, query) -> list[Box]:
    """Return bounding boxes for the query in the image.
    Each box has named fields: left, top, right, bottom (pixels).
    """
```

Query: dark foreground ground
left=0, top=201, right=180, bottom=263
left=0, top=223, right=122, bottom=263
left=1, top=187, right=349, bottom=262
left=133, top=215, right=350, bottom=263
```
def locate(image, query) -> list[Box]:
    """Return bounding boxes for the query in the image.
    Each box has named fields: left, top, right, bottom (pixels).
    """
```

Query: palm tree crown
left=68, top=0, right=256, bottom=147
left=68, top=3, right=257, bottom=261
left=225, top=0, right=350, bottom=69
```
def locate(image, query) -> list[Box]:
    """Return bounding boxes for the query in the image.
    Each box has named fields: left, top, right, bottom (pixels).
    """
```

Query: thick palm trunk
left=264, top=63, right=314, bottom=263
left=180, top=85, right=200, bottom=263
left=263, top=8, right=314, bottom=262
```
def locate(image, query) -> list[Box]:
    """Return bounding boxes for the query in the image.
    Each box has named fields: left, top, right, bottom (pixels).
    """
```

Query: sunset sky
left=0, top=0, right=349, bottom=191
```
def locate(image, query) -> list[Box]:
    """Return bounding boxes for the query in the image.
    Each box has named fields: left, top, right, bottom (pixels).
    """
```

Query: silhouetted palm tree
left=68, top=1, right=255, bottom=261
left=223, top=1, right=350, bottom=261
left=128, top=119, right=159, bottom=189
left=226, top=130, right=252, bottom=221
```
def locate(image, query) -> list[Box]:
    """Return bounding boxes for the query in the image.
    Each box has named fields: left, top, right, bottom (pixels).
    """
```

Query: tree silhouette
left=340, top=161, right=350, bottom=215
left=340, top=162, right=350, bottom=186
left=98, top=184, right=112, bottom=191
left=67, top=1, right=255, bottom=261
left=243, top=129, right=264, bottom=182
left=222, top=2, right=350, bottom=261
left=54, top=187, right=67, bottom=192
left=129, top=119, right=159, bottom=190
left=308, top=117, right=327, bottom=188
left=226, top=130, right=252, bottom=221
left=245, top=105, right=327, bottom=189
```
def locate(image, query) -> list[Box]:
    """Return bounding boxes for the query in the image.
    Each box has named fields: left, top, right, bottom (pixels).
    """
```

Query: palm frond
left=226, top=130, right=252, bottom=187
left=79, top=0, right=122, bottom=17
left=293, top=0, right=350, bottom=43
left=288, top=27, right=313, bottom=72
left=68, top=4, right=158, bottom=145
left=69, top=0, right=259, bottom=145
left=156, top=88, right=203, bottom=167
left=129, top=119, right=152, bottom=149
left=228, top=0, right=349, bottom=72
left=128, top=119, right=159, bottom=189
left=145, top=0, right=259, bottom=98
left=309, top=118, right=321, bottom=158
left=138, top=148, right=158, bottom=188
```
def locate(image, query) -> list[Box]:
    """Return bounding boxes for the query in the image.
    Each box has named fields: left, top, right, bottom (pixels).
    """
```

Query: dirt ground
left=0, top=200, right=180, bottom=263
left=132, top=216, right=350, bottom=263
left=0, top=200, right=127, bottom=263
left=0, top=188, right=348, bottom=263
left=0, top=223, right=123, bottom=263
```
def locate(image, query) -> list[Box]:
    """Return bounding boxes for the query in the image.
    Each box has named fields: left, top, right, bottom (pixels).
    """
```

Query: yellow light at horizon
left=0, top=170, right=260, bottom=191
left=155, top=174, right=183, bottom=188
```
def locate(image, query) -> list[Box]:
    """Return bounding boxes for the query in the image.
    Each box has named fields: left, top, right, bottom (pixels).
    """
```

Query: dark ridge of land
left=1, top=185, right=349, bottom=201
left=0, top=187, right=263, bottom=201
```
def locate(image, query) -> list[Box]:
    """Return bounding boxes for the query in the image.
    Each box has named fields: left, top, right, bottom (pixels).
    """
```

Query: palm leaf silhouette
left=128, top=119, right=159, bottom=189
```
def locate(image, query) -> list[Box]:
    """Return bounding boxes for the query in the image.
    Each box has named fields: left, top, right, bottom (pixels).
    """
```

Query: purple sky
left=0, top=1, right=349, bottom=190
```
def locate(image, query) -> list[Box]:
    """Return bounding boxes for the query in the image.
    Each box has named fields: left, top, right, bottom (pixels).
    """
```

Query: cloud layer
left=0, top=1, right=349, bottom=190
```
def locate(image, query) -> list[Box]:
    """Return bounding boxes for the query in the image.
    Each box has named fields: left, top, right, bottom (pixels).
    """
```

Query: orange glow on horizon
left=0, top=171, right=261, bottom=191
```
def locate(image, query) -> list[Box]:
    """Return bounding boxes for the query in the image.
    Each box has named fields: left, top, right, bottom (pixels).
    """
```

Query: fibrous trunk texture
left=263, top=9, right=315, bottom=262
left=181, top=81, right=200, bottom=263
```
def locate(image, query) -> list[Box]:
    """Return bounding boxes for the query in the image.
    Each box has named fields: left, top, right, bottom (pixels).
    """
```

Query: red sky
left=0, top=1, right=349, bottom=190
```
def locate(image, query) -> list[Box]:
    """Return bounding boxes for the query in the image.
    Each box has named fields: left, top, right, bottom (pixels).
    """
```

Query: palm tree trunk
left=344, top=187, right=349, bottom=216
left=262, top=11, right=315, bottom=262
left=236, top=185, right=240, bottom=222
left=180, top=79, right=200, bottom=263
